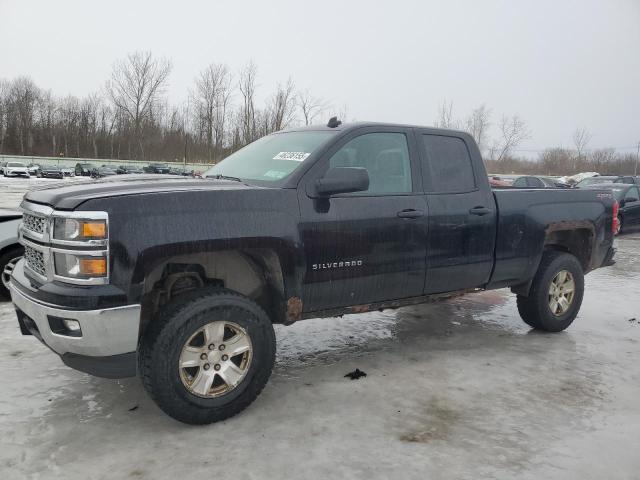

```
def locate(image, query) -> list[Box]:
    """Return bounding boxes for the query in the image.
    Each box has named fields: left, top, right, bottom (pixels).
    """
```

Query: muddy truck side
left=9, top=121, right=616, bottom=424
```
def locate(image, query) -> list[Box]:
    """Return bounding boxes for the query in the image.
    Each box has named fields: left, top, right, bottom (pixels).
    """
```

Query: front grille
left=24, top=245, right=46, bottom=277
left=23, top=213, right=46, bottom=234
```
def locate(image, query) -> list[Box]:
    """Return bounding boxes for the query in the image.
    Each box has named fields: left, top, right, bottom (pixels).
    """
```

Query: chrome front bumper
left=9, top=268, right=141, bottom=358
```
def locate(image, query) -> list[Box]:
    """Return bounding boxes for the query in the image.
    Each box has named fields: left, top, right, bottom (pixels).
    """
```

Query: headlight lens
left=54, top=253, right=107, bottom=278
left=53, top=218, right=107, bottom=240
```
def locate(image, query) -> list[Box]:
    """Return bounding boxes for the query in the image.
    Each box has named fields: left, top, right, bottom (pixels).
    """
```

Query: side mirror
left=315, top=167, right=369, bottom=196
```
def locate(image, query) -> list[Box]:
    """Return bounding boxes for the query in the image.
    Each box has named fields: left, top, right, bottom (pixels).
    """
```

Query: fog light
left=62, top=319, right=81, bottom=332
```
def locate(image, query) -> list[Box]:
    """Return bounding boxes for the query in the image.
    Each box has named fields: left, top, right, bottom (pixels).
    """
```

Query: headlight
left=53, top=218, right=107, bottom=241
left=54, top=253, right=107, bottom=278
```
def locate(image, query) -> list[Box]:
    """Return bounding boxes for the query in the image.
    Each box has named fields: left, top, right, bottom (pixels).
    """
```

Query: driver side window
left=329, top=132, right=412, bottom=194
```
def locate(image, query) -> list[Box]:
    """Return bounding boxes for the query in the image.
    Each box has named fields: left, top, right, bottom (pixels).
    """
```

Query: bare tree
left=590, top=148, right=616, bottom=172
left=193, top=63, right=232, bottom=161
left=82, top=93, right=102, bottom=158
left=572, top=127, right=592, bottom=169
left=298, top=89, right=328, bottom=126
left=37, top=90, right=58, bottom=155
left=266, top=78, right=296, bottom=132
left=434, top=99, right=456, bottom=128
left=465, top=104, right=491, bottom=154
left=0, top=79, right=9, bottom=154
left=492, top=115, right=531, bottom=161
left=106, top=51, right=172, bottom=158
left=238, top=62, right=257, bottom=144
left=10, top=77, right=40, bottom=155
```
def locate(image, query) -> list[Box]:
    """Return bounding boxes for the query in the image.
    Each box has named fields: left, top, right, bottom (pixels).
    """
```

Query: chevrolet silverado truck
left=9, top=120, right=616, bottom=424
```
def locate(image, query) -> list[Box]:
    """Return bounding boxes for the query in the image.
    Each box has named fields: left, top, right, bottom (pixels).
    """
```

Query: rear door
left=416, top=130, right=497, bottom=294
left=298, top=127, right=427, bottom=311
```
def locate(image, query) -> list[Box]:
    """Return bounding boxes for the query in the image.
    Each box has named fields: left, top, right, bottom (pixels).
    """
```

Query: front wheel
left=138, top=288, right=276, bottom=424
left=517, top=251, right=584, bottom=332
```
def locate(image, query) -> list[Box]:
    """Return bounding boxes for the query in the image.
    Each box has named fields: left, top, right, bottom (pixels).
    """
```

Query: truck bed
left=488, top=188, right=615, bottom=290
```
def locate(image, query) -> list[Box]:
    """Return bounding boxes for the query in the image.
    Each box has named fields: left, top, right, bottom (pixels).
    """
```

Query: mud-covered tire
left=138, top=288, right=276, bottom=425
left=517, top=251, right=584, bottom=332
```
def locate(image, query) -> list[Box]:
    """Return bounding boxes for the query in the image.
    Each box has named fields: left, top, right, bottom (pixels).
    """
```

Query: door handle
left=397, top=209, right=425, bottom=219
left=469, top=206, right=491, bottom=216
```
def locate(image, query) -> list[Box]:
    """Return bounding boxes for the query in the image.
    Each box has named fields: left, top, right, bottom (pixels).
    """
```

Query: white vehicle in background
left=27, top=164, right=41, bottom=176
left=60, top=166, right=74, bottom=177
left=3, top=161, right=30, bottom=178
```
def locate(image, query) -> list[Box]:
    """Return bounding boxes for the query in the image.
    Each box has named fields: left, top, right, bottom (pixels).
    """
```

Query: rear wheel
left=138, top=288, right=276, bottom=424
left=517, top=251, right=584, bottom=332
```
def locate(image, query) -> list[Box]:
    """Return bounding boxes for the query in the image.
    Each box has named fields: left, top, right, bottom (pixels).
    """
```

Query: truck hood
left=23, top=175, right=259, bottom=210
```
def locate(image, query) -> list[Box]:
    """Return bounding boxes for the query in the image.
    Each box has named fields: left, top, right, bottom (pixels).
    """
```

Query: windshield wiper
left=208, top=174, right=243, bottom=182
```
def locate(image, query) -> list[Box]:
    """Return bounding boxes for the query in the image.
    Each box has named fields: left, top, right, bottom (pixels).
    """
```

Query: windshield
left=8, top=162, right=24, bottom=167
left=205, top=131, right=336, bottom=183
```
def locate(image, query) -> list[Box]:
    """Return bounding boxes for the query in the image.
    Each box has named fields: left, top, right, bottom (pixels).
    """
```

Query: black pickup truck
left=9, top=120, right=616, bottom=424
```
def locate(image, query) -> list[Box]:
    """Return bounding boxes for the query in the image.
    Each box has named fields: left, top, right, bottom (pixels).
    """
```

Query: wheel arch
left=511, top=223, right=595, bottom=297
left=137, top=246, right=294, bottom=334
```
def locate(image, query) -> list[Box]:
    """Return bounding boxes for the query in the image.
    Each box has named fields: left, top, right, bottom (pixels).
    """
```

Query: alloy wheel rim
left=179, top=321, right=253, bottom=398
left=548, top=270, right=575, bottom=316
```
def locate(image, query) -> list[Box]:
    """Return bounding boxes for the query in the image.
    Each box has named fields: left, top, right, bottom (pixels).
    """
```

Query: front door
left=298, top=128, right=427, bottom=312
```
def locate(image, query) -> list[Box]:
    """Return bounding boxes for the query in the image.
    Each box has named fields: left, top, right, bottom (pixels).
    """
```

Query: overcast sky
left=2, top=0, right=639, bottom=156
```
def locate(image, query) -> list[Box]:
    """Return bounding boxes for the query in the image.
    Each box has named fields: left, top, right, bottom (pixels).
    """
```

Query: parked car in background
left=575, top=175, right=634, bottom=188
left=169, top=166, right=195, bottom=176
left=512, top=176, right=570, bottom=188
left=37, top=165, right=64, bottom=179
left=75, top=163, right=95, bottom=176
left=0, top=209, right=23, bottom=297
left=614, top=176, right=640, bottom=185
left=584, top=183, right=640, bottom=234
left=612, top=175, right=639, bottom=185
left=27, top=164, right=41, bottom=176
left=90, top=166, right=117, bottom=178
left=143, top=163, right=171, bottom=174
left=60, top=166, right=74, bottom=177
left=488, top=176, right=511, bottom=187
left=116, top=165, right=145, bottom=174
left=3, top=162, right=30, bottom=178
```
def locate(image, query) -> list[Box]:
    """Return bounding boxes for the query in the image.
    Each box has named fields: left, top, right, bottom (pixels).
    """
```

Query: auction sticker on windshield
left=273, top=151, right=310, bottom=162
left=264, top=170, right=288, bottom=179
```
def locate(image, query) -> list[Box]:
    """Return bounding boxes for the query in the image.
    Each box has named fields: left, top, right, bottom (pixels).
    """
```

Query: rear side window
left=421, top=135, right=476, bottom=193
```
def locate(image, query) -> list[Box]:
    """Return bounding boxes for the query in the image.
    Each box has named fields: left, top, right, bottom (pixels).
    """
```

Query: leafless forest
left=0, top=51, right=637, bottom=175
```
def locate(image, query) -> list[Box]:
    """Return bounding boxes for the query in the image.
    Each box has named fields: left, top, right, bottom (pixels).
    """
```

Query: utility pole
left=635, top=141, right=639, bottom=176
